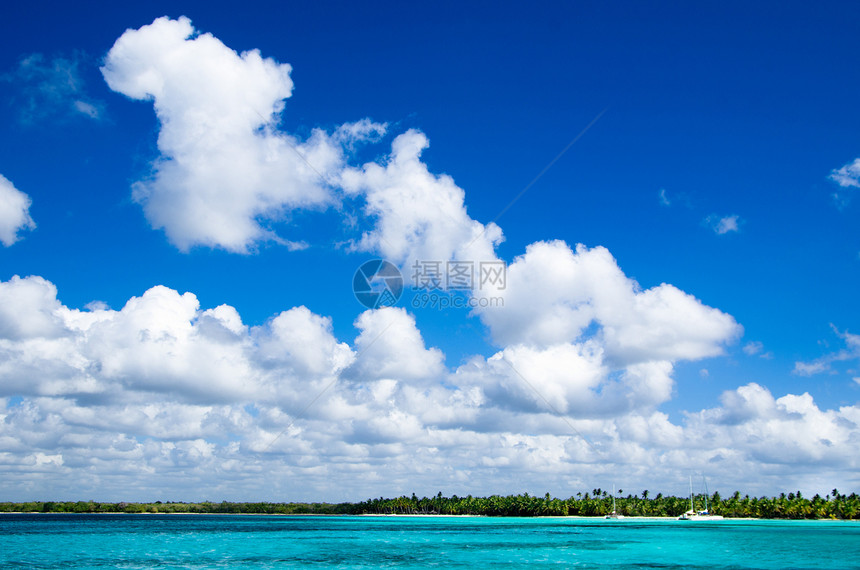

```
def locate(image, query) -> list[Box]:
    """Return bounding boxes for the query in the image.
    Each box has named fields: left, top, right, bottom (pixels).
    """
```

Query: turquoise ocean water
left=1, top=514, right=858, bottom=569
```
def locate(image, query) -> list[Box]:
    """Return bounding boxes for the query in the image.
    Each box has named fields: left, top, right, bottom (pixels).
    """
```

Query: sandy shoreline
left=360, top=514, right=762, bottom=520
left=4, top=512, right=856, bottom=521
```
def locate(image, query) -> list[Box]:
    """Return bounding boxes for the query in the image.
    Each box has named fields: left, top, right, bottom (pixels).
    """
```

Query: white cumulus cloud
left=455, top=342, right=675, bottom=418
left=0, top=275, right=857, bottom=500
left=101, top=16, right=380, bottom=253
left=0, top=275, right=64, bottom=339
left=475, top=240, right=741, bottom=364
left=341, top=129, right=504, bottom=271
left=100, top=17, right=498, bottom=264
left=689, top=383, right=860, bottom=474
left=346, top=307, right=445, bottom=384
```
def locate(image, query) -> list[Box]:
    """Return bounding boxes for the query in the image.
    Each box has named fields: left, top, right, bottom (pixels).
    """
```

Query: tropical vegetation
left=1, top=489, right=857, bottom=519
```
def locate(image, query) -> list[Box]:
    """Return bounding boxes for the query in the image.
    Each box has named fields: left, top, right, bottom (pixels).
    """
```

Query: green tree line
left=0, top=500, right=353, bottom=515
left=1, top=489, right=857, bottom=519
left=352, top=489, right=860, bottom=519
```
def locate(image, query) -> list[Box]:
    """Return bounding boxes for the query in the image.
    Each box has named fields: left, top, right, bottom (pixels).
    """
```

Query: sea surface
left=1, top=514, right=858, bottom=569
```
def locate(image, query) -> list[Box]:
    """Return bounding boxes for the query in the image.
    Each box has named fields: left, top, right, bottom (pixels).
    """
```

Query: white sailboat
left=605, top=484, right=624, bottom=519
left=678, top=475, right=723, bottom=520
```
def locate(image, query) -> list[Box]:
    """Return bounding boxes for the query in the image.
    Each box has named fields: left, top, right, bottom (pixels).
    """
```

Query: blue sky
left=0, top=1, right=858, bottom=501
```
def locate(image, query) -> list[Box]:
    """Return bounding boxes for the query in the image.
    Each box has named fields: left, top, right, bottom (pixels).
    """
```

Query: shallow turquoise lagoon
left=1, top=514, right=858, bottom=568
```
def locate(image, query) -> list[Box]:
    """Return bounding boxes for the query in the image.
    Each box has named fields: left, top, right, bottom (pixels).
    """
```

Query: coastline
left=9, top=512, right=858, bottom=521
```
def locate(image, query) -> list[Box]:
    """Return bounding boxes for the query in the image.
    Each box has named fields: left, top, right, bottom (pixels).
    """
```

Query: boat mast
left=689, top=475, right=694, bottom=512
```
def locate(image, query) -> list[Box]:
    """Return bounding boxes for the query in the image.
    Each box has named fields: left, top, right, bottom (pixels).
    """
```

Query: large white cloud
left=0, top=276, right=355, bottom=407
left=101, top=16, right=375, bottom=253
left=0, top=275, right=857, bottom=501
left=100, top=18, right=499, bottom=264
left=476, top=240, right=741, bottom=364
left=0, top=174, right=36, bottom=246
left=684, top=383, right=860, bottom=488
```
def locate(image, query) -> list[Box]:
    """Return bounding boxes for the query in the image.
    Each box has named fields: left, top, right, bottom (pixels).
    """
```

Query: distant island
left=2, top=490, right=858, bottom=519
